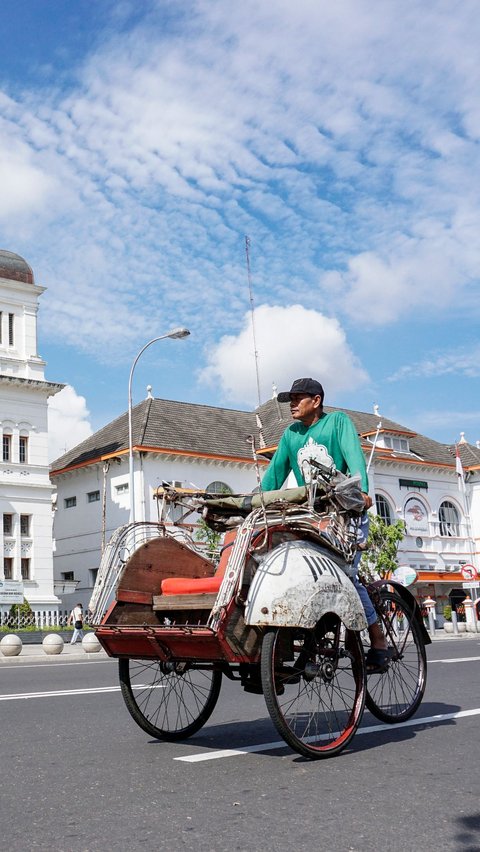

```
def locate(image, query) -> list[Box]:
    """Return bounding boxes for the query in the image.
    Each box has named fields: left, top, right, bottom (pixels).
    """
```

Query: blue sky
left=1, top=0, right=479, bottom=458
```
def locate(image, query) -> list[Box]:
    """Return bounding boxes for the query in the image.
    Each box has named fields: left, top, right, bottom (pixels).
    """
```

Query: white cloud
left=389, top=344, right=480, bottom=381
left=2, top=0, right=480, bottom=364
left=199, top=304, right=369, bottom=406
left=48, top=385, right=93, bottom=462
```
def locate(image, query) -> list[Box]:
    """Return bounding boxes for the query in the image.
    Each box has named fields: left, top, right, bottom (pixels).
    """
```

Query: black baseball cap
left=277, top=378, right=324, bottom=403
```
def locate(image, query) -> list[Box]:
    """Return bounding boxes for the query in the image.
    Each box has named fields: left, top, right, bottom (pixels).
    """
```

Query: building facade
left=51, top=395, right=480, bottom=623
left=0, top=250, right=63, bottom=618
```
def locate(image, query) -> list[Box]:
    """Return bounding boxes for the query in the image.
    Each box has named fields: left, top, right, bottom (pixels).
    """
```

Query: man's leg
left=353, top=513, right=387, bottom=652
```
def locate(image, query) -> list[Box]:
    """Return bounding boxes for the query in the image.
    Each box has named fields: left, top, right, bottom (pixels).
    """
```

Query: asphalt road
left=1, top=639, right=480, bottom=852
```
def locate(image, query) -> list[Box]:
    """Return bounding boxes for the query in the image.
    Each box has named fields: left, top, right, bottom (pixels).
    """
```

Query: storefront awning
left=416, top=571, right=463, bottom=583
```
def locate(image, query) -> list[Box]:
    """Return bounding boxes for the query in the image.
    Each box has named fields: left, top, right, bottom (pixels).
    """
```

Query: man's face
left=290, top=393, right=322, bottom=425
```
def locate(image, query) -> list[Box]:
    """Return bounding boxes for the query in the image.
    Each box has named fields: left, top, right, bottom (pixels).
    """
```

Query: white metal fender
left=244, top=539, right=367, bottom=631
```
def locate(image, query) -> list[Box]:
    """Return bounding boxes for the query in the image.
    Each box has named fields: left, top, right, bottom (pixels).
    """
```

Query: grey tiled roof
left=51, top=398, right=255, bottom=472
left=50, top=396, right=480, bottom=474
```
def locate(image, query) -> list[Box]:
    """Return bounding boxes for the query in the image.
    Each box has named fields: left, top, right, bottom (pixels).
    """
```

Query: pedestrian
left=68, top=602, right=84, bottom=644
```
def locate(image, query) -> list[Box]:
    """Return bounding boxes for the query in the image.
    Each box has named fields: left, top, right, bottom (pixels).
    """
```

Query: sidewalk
left=1, top=626, right=478, bottom=667
left=0, top=641, right=109, bottom=665
left=429, top=628, right=479, bottom=642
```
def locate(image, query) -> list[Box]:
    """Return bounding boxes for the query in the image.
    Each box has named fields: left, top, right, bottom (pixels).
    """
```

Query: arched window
left=2, top=430, right=12, bottom=462
left=375, top=494, right=393, bottom=525
left=439, top=501, right=460, bottom=537
left=205, top=481, right=233, bottom=496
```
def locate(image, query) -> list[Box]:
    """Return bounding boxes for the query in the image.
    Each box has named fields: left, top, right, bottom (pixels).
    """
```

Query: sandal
left=365, top=647, right=394, bottom=675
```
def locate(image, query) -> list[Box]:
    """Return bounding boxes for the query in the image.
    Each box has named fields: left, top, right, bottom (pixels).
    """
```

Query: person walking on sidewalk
left=68, top=603, right=84, bottom=644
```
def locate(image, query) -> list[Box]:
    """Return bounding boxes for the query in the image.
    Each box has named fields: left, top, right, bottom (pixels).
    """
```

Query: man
left=68, top=602, right=84, bottom=645
left=262, top=377, right=389, bottom=672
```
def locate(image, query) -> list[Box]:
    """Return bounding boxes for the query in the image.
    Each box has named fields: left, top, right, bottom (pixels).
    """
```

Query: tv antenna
left=245, top=236, right=262, bottom=409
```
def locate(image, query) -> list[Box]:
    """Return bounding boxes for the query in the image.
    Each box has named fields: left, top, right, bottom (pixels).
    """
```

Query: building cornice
left=50, top=445, right=266, bottom=477
left=0, top=375, right=64, bottom=395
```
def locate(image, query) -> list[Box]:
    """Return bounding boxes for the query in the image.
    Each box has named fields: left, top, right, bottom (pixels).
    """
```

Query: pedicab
left=90, top=456, right=429, bottom=759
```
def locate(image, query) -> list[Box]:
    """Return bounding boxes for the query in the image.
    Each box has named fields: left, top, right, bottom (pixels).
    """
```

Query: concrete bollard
left=0, top=634, right=22, bottom=656
left=42, top=634, right=64, bottom=655
left=82, top=632, right=102, bottom=653
left=423, top=596, right=436, bottom=637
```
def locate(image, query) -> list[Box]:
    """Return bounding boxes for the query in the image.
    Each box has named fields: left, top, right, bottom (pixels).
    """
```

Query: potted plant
left=443, top=605, right=454, bottom=633
left=456, top=603, right=467, bottom=633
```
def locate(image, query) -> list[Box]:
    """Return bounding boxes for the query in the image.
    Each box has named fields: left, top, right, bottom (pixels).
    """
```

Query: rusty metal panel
left=244, top=539, right=367, bottom=631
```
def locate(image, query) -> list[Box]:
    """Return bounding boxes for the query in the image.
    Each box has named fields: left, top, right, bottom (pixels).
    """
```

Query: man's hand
left=362, top=492, right=373, bottom=510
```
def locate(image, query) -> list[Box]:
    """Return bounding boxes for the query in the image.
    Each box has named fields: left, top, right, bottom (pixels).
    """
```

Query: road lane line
left=0, top=660, right=115, bottom=670
left=430, top=656, right=480, bottom=663
left=0, top=683, right=165, bottom=701
left=175, top=707, right=480, bottom=762
left=0, top=686, right=122, bottom=700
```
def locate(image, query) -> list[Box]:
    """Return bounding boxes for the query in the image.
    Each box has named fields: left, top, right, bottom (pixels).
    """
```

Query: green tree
left=359, top=515, right=405, bottom=581
left=195, top=518, right=222, bottom=563
left=9, top=598, right=33, bottom=619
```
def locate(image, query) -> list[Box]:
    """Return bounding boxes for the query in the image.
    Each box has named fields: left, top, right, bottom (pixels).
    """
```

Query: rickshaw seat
left=160, top=530, right=236, bottom=596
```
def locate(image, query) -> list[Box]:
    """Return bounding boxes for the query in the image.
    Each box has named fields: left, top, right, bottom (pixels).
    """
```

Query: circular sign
left=461, top=564, right=478, bottom=581
left=392, top=565, right=418, bottom=587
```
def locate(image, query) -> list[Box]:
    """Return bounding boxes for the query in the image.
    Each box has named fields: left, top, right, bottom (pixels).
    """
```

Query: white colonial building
left=0, top=250, right=63, bottom=619
left=51, top=393, right=480, bottom=624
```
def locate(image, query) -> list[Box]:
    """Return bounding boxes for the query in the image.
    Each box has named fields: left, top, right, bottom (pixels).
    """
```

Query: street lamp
left=128, top=327, right=190, bottom=525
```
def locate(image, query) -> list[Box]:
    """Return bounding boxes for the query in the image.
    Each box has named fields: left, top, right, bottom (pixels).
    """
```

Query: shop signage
left=0, top=580, right=24, bottom=605
left=404, top=497, right=429, bottom=535
left=392, top=565, right=417, bottom=587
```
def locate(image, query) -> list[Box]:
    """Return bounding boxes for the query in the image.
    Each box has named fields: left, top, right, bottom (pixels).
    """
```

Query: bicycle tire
left=119, top=658, right=222, bottom=740
left=261, top=618, right=366, bottom=759
left=365, top=588, right=427, bottom=723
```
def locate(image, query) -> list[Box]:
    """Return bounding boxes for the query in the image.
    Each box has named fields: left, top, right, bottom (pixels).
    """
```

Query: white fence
left=0, top=610, right=92, bottom=629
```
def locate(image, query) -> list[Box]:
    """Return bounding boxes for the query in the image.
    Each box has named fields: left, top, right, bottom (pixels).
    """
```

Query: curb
left=0, top=651, right=109, bottom=666
left=0, top=643, right=109, bottom=666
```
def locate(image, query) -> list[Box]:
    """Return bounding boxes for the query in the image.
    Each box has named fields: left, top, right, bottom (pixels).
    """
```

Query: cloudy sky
left=1, top=0, right=480, bottom=458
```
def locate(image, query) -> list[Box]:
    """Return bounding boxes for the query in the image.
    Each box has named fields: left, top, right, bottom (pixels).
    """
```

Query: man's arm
left=261, top=431, right=292, bottom=491
left=337, top=413, right=369, bottom=494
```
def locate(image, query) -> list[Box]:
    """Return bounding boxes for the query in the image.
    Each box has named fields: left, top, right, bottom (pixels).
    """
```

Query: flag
left=455, top=445, right=466, bottom=493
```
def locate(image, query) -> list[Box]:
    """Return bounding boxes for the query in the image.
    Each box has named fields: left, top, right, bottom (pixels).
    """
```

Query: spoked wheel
left=366, top=588, right=427, bottom=723
left=119, top=658, right=222, bottom=740
left=261, top=616, right=366, bottom=759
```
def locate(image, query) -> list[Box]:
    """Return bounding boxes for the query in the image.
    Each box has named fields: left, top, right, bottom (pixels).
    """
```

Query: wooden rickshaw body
left=92, top=487, right=366, bottom=666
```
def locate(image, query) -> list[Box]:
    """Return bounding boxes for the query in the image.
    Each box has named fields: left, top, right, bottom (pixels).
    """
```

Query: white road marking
left=175, top=707, right=480, bottom=762
left=0, top=660, right=114, bottom=671
left=0, top=683, right=165, bottom=701
left=430, top=656, right=480, bottom=663
left=0, top=686, right=122, bottom=701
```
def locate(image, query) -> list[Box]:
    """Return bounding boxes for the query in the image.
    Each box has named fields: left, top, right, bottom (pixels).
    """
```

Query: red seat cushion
left=161, top=575, right=223, bottom=595
left=160, top=530, right=237, bottom=596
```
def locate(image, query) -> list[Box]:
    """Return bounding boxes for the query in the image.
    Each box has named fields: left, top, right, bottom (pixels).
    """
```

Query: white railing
left=0, top=610, right=92, bottom=630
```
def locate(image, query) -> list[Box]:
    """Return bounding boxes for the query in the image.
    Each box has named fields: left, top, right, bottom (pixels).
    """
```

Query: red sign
left=460, top=564, right=478, bottom=581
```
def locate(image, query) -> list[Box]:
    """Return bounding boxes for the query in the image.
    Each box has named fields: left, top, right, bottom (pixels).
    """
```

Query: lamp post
left=128, top=327, right=190, bottom=525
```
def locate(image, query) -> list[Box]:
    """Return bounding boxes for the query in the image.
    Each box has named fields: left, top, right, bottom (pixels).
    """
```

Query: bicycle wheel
left=119, top=658, right=222, bottom=740
left=366, top=588, right=427, bottom=723
left=261, top=617, right=366, bottom=759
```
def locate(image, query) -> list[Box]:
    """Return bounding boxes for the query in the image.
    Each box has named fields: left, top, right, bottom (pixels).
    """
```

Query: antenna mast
left=245, top=236, right=262, bottom=409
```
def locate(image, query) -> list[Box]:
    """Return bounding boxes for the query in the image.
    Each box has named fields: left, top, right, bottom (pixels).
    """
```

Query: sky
left=1, top=0, right=480, bottom=459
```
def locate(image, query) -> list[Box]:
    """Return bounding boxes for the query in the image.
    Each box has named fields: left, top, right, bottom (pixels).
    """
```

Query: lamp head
left=166, top=327, right=190, bottom=339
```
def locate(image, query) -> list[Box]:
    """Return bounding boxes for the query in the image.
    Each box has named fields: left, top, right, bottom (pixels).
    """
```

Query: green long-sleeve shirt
left=261, top=410, right=369, bottom=493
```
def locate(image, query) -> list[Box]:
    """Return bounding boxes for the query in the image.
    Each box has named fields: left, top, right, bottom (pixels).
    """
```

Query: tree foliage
left=9, top=598, right=33, bottom=619
left=359, top=515, right=405, bottom=581
left=195, top=518, right=222, bottom=563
